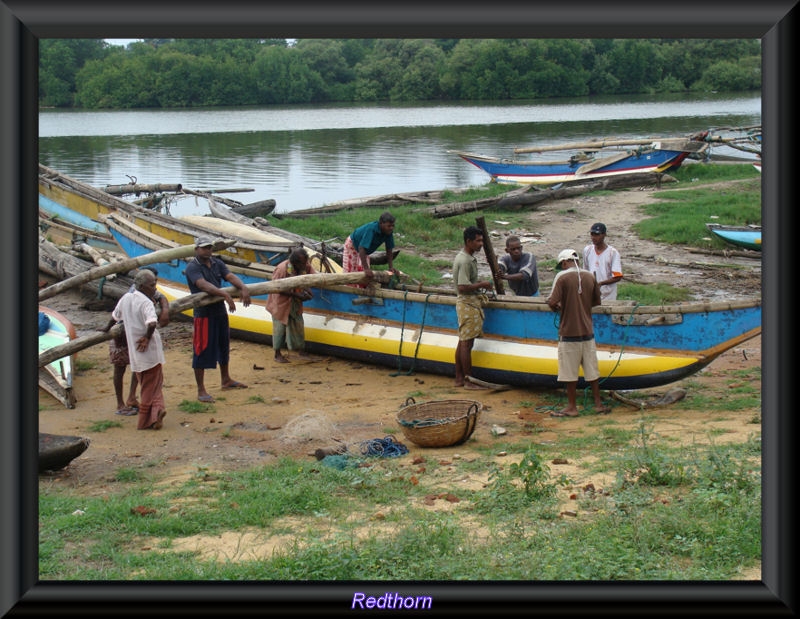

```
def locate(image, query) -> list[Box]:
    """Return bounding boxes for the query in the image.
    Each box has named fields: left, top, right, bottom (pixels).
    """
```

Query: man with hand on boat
left=266, top=248, right=316, bottom=363
left=342, top=211, right=399, bottom=285
left=110, top=269, right=168, bottom=430
left=453, top=225, right=494, bottom=390
left=185, top=235, right=252, bottom=403
left=497, top=235, right=540, bottom=296
left=547, top=249, right=609, bottom=417
left=582, top=223, right=623, bottom=301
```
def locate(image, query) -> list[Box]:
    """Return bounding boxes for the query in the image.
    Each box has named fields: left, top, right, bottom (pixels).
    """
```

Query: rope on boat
left=389, top=291, right=431, bottom=377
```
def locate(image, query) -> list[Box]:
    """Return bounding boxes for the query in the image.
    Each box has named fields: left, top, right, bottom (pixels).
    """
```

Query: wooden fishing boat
left=39, top=165, right=298, bottom=267
left=104, top=211, right=761, bottom=391
left=102, top=212, right=342, bottom=292
left=39, top=433, right=90, bottom=472
left=38, top=306, right=78, bottom=408
left=449, top=135, right=709, bottom=186
left=706, top=223, right=762, bottom=252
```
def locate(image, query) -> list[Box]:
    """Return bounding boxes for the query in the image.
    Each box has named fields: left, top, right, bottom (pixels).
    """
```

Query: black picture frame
left=2, top=2, right=794, bottom=616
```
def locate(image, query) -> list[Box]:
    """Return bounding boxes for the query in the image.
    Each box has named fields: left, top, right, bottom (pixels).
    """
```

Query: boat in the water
left=39, top=433, right=90, bottom=472
left=103, top=212, right=761, bottom=391
left=449, top=134, right=710, bottom=186
left=706, top=223, right=762, bottom=252
left=38, top=306, right=78, bottom=408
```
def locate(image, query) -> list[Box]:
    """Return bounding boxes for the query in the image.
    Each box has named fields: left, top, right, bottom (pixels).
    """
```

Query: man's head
left=556, top=248, right=580, bottom=270
left=590, top=223, right=607, bottom=246
left=463, top=225, right=484, bottom=254
left=504, top=235, right=523, bottom=260
left=289, top=248, right=309, bottom=271
left=194, top=235, right=214, bottom=256
left=134, top=268, right=158, bottom=298
left=378, top=212, right=396, bottom=235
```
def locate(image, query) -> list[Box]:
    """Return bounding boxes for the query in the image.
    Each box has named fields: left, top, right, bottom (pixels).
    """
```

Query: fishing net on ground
left=277, top=411, right=341, bottom=448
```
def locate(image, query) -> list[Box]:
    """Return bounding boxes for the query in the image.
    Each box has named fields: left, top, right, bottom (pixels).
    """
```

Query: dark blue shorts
left=192, top=314, right=230, bottom=369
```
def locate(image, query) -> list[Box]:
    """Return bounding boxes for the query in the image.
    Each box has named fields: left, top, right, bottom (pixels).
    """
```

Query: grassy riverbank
left=268, top=163, right=760, bottom=304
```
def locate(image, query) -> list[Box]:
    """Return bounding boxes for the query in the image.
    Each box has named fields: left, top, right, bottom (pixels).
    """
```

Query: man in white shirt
left=111, top=269, right=167, bottom=430
left=582, top=222, right=623, bottom=301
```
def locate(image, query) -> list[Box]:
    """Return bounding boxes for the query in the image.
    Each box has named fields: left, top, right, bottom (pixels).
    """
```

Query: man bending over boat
left=342, top=211, right=398, bottom=286
left=453, top=226, right=493, bottom=390
left=266, top=248, right=316, bottom=363
left=185, top=236, right=252, bottom=403
left=110, top=269, right=167, bottom=430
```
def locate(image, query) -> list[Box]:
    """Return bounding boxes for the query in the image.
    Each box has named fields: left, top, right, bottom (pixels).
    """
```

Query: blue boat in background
left=449, top=135, right=710, bottom=185
left=706, top=223, right=762, bottom=252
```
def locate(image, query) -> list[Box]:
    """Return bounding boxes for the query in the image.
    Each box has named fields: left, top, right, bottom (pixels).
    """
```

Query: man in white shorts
left=546, top=249, right=610, bottom=417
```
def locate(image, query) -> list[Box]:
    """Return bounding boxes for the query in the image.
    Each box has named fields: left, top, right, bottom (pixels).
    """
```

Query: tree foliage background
left=39, top=38, right=761, bottom=109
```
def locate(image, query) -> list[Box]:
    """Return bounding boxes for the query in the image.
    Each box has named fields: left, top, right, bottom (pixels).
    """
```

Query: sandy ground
left=37, top=177, right=762, bottom=578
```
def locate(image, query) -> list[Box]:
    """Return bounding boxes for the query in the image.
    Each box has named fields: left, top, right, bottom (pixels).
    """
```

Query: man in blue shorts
left=185, top=236, right=252, bottom=403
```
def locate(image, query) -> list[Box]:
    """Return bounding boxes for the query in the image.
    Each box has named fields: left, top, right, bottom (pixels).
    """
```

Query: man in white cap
left=185, top=236, right=252, bottom=403
left=546, top=249, right=609, bottom=417
left=583, top=222, right=623, bottom=301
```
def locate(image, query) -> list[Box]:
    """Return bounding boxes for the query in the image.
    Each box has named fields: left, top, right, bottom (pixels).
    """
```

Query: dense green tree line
left=39, top=38, right=761, bottom=109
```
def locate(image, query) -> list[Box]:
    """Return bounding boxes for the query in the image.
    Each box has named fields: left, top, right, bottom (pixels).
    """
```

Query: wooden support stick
left=475, top=216, right=504, bottom=295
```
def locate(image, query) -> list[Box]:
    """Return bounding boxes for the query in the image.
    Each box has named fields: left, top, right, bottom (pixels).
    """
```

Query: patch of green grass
left=617, top=282, right=693, bottom=305
left=74, top=359, right=97, bottom=371
left=87, top=419, right=122, bottom=432
left=114, top=467, right=143, bottom=482
left=246, top=394, right=265, bottom=404
left=178, top=399, right=215, bottom=414
left=39, top=428, right=761, bottom=581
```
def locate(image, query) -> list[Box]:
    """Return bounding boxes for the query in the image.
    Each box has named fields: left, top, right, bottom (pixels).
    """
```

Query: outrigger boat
left=102, top=213, right=761, bottom=391
left=449, top=134, right=711, bottom=186
left=39, top=165, right=299, bottom=267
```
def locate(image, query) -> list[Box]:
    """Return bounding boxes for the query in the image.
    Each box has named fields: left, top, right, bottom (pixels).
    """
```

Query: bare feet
left=275, top=354, right=290, bottom=363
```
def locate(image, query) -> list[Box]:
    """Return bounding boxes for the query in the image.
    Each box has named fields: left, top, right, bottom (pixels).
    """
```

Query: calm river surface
left=39, top=92, right=760, bottom=215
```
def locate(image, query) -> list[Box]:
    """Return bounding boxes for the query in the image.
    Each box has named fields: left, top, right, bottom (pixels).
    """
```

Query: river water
left=39, top=91, right=760, bottom=215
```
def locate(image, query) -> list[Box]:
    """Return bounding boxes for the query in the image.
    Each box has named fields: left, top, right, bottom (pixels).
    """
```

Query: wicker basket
left=395, top=397, right=482, bottom=448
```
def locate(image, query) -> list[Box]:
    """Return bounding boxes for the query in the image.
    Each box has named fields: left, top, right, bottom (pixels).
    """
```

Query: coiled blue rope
left=358, top=435, right=409, bottom=458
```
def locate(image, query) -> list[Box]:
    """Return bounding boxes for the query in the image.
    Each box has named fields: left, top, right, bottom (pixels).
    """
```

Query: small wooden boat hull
left=39, top=433, right=90, bottom=472
left=706, top=223, right=762, bottom=251
left=38, top=306, right=77, bottom=409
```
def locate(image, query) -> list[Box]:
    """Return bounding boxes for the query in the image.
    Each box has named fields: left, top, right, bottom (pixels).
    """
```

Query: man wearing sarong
left=185, top=236, right=252, bottom=403
left=266, top=249, right=316, bottom=363
left=342, top=211, right=397, bottom=287
left=453, top=226, right=493, bottom=390
left=110, top=269, right=167, bottom=430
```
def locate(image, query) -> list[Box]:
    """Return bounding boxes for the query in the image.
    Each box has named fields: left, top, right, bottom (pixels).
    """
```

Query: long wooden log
left=38, top=240, right=235, bottom=302
left=38, top=271, right=379, bottom=366
left=475, top=216, right=504, bottom=295
left=104, top=183, right=183, bottom=195
left=39, top=237, right=135, bottom=300
left=514, top=138, right=659, bottom=154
